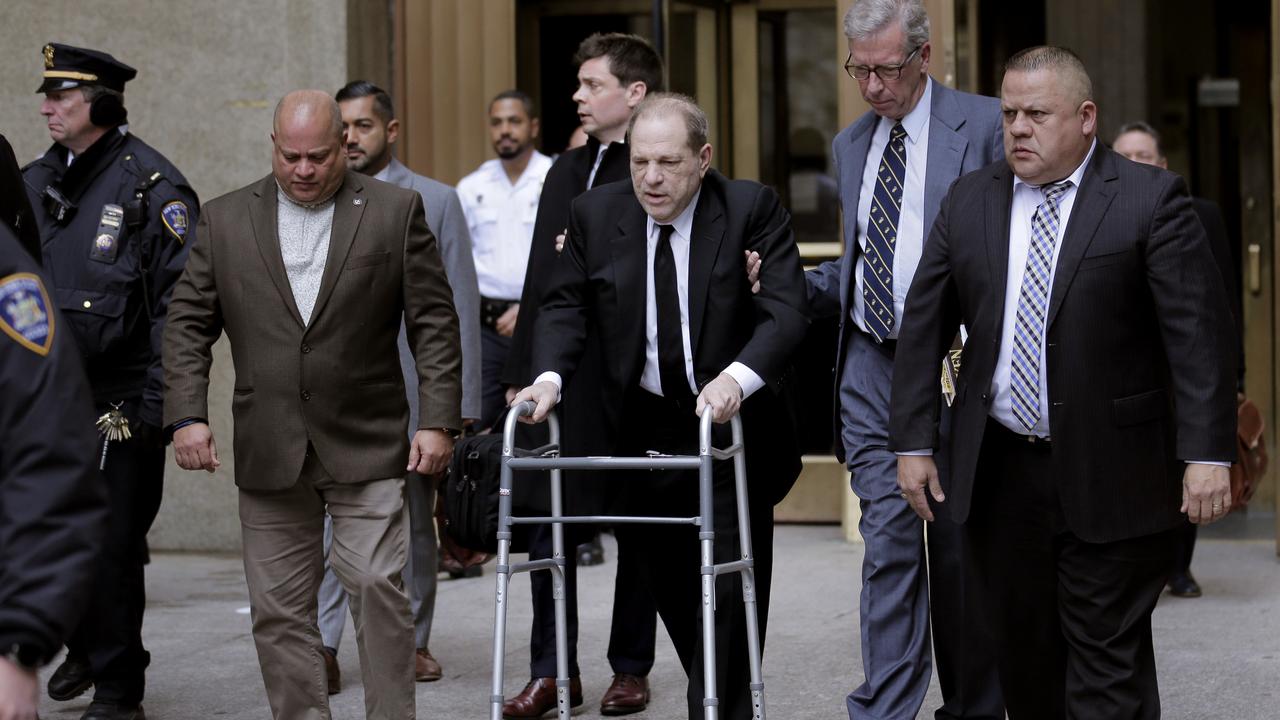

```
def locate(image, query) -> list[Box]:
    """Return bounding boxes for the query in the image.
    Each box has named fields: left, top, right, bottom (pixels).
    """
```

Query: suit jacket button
left=301, top=390, right=312, bottom=401
left=301, top=343, right=312, bottom=354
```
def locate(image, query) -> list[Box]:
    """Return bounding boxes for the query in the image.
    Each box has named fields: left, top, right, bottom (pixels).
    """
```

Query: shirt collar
left=646, top=187, right=701, bottom=241
left=1013, top=138, right=1098, bottom=195
left=276, top=181, right=337, bottom=211
left=492, top=151, right=549, bottom=188
left=372, top=162, right=393, bottom=182
left=893, top=76, right=932, bottom=146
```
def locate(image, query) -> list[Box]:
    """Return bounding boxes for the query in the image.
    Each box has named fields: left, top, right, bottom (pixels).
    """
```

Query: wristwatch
left=3, top=642, right=43, bottom=671
left=426, top=427, right=460, bottom=439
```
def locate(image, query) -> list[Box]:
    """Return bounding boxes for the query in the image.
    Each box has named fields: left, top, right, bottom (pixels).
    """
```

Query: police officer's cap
left=36, top=43, right=136, bottom=94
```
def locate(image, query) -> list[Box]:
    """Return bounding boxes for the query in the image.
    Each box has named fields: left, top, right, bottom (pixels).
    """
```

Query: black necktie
left=654, top=223, right=688, bottom=399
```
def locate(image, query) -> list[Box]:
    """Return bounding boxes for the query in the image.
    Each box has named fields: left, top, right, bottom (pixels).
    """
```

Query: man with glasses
left=810, top=1, right=1004, bottom=718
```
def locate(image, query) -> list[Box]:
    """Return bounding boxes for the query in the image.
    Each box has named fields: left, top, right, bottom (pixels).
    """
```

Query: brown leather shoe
left=415, top=647, right=443, bottom=682
left=501, top=676, right=583, bottom=718
left=600, top=673, right=649, bottom=715
left=323, top=647, right=340, bottom=695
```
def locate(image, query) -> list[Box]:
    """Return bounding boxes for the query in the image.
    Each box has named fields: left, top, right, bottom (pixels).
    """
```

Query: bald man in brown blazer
left=162, top=90, right=461, bottom=720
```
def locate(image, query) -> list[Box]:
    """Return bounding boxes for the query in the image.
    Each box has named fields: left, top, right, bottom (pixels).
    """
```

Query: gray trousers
left=320, top=472, right=437, bottom=651
left=840, top=328, right=1002, bottom=720
left=239, top=455, right=414, bottom=720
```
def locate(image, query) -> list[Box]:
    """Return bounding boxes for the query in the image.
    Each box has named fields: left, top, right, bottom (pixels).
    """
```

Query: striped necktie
left=862, top=122, right=907, bottom=342
left=1010, top=180, right=1073, bottom=432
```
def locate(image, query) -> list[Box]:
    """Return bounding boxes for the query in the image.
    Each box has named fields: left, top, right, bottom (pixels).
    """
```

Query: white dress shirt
left=586, top=143, right=610, bottom=189
left=456, top=152, right=553, bottom=300
left=535, top=189, right=763, bottom=400
left=852, top=77, right=932, bottom=339
left=988, top=140, right=1095, bottom=437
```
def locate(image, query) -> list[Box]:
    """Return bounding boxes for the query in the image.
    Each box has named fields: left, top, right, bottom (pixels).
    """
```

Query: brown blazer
left=163, top=171, right=461, bottom=489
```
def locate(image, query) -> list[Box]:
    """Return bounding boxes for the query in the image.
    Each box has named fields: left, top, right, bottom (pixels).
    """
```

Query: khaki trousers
left=238, top=453, right=415, bottom=720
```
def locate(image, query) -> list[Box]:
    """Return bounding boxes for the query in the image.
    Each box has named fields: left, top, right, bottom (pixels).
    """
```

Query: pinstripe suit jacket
left=889, top=145, right=1237, bottom=542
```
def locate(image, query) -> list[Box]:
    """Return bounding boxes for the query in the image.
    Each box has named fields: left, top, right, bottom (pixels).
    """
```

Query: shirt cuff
left=164, top=416, right=206, bottom=443
left=723, top=362, right=764, bottom=400
left=1188, top=460, right=1231, bottom=468
left=532, top=371, right=563, bottom=403
left=896, top=449, right=934, bottom=456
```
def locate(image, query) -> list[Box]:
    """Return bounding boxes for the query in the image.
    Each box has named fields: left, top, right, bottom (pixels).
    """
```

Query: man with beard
left=308, top=80, right=481, bottom=692
left=455, top=90, right=553, bottom=429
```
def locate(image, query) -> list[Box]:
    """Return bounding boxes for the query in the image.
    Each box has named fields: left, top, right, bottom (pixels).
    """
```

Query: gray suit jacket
left=382, top=157, right=482, bottom=424
left=807, top=81, right=1003, bottom=461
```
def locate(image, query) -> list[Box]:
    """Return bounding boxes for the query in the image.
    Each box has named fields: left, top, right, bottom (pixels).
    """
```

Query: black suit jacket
left=533, top=171, right=810, bottom=503
left=504, top=137, right=630, bottom=387
left=889, top=146, right=1237, bottom=543
left=1192, top=197, right=1245, bottom=385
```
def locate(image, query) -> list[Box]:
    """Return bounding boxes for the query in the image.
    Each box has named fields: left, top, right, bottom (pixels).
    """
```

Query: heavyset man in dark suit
left=163, top=90, right=462, bottom=720
left=513, top=92, right=808, bottom=720
left=890, top=46, right=1237, bottom=718
left=803, top=2, right=1004, bottom=717
left=500, top=33, right=662, bottom=718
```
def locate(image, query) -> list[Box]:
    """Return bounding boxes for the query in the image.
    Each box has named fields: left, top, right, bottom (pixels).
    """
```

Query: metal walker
left=489, top=401, right=767, bottom=720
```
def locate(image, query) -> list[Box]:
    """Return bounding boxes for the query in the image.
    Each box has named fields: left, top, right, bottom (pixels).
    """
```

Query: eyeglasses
left=844, top=45, right=922, bottom=81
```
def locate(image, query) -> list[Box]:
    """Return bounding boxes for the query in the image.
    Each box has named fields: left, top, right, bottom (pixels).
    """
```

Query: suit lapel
left=248, top=176, right=304, bottom=327
left=308, top=173, right=366, bottom=326
left=985, top=164, right=1015, bottom=335
left=611, top=201, right=649, bottom=363
left=687, top=183, right=726, bottom=359
left=838, top=113, right=878, bottom=315
left=1046, top=148, right=1116, bottom=330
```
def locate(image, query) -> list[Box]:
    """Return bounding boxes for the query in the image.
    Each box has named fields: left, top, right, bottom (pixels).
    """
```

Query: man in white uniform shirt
left=456, top=90, right=553, bottom=428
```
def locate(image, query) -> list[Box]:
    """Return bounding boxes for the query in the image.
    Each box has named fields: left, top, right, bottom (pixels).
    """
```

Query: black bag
left=442, top=428, right=548, bottom=554
left=441, top=433, right=505, bottom=553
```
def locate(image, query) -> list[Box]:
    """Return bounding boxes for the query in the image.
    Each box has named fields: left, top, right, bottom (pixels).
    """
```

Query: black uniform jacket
left=24, top=127, right=198, bottom=428
left=0, top=223, right=107, bottom=665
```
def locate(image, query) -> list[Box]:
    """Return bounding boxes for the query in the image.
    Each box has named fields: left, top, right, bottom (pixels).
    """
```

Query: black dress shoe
left=47, top=655, right=93, bottom=701
left=1168, top=571, right=1202, bottom=598
left=81, top=701, right=146, bottom=720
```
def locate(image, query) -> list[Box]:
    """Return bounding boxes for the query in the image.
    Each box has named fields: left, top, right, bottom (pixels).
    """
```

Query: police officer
left=0, top=219, right=108, bottom=720
left=22, top=43, right=198, bottom=720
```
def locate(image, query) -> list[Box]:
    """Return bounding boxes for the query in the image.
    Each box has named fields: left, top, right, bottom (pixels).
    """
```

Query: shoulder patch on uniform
left=0, top=273, right=55, bottom=357
left=161, top=201, right=190, bottom=243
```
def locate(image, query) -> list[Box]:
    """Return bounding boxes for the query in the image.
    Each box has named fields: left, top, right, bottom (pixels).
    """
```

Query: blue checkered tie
left=862, top=123, right=907, bottom=342
left=1010, top=180, right=1073, bottom=432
